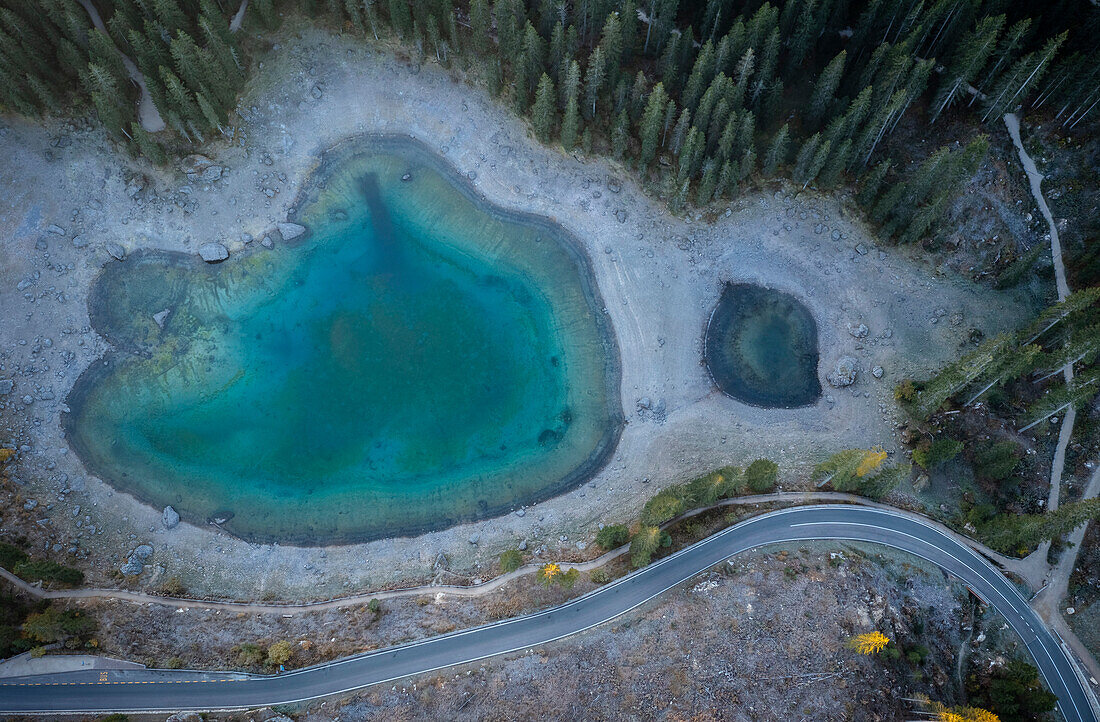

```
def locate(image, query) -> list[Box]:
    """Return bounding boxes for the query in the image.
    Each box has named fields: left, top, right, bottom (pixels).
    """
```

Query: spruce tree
left=970, top=17, right=1031, bottom=106
left=470, top=0, right=491, bottom=51
left=88, top=30, right=129, bottom=89
left=762, top=123, right=789, bottom=177
left=629, top=70, right=648, bottom=123
left=639, top=81, right=668, bottom=167
left=561, top=94, right=580, bottom=151
left=560, top=58, right=581, bottom=111
left=531, top=72, right=556, bottom=142
left=388, top=0, right=413, bottom=40
left=931, top=14, right=1004, bottom=123
left=611, top=107, right=630, bottom=159
left=808, top=49, right=846, bottom=127
left=83, top=64, right=127, bottom=138
left=160, top=66, right=204, bottom=130
left=981, top=31, right=1066, bottom=123
left=857, top=158, right=892, bottom=208
left=669, top=107, right=690, bottom=156
left=130, top=121, right=167, bottom=164
left=785, top=0, right=820, bottom=73
left=682, top=39, right=715, bottom=113
left=583, top=45, right=606, bottom=117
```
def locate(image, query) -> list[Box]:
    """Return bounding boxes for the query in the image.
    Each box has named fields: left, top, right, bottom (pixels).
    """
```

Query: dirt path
left=0, top=493, right=1022, bottom=615
left=76, top=0, right=166, bottom=132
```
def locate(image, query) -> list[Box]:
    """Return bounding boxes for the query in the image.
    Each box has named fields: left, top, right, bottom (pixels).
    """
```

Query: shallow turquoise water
left=704, top=284, right=821, bottom=408
left=65, top=137, right=620, bottom=544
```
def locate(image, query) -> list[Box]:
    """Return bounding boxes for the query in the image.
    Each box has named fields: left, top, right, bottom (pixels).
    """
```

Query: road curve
left=1, top=505, right=1095, bottom=720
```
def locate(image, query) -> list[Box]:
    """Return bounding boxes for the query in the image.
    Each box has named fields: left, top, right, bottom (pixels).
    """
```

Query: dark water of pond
left=704, top=284, right=821, bottom=408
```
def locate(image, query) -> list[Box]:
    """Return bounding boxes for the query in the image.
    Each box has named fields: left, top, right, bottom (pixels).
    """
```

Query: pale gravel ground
left=0, top=26, right=1034, bottom=600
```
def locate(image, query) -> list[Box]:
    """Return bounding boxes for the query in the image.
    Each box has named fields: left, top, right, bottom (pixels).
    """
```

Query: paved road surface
left=1, top=505, right=1095, bottom=720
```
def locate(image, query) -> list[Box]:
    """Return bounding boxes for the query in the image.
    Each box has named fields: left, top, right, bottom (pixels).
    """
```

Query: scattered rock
left=872, top=365, right=884, bottom=379
left=198, top=242, right=230, bottom=263
left=847, top=322, right=869, bottom=339
left=913, top=474, right=930, bottom=492
left=21, top=395, right=34, bottom=405
left=34, top=238, right=48, bottom=251
left=200, top=165, right=223, bottom=182
left=46, top=224, right=65, bottom=235
left=23, top=499, right=37, bottom=511
left=854, top=243, right=868, bottom=255
left=827, top=356, right=859, bottom=388
left=468, top=533, right=480, bottom=545
left=401, top=173, right=412, bottom=182
left=152, top=309, right=171, bottom=328
left=515, top=509, right=525, bottom=517
left=261, top=236, right=274, bottom=248
left=518, top=539, right=528, bottom=551
left=106, top=242, right=126, bottom=261
left=120, top=557, right=144, bottom=576
left=276, top=222, right=306, bottom=240
left=606, top=177, right=622, bottom=193
left=615, top=209, right=627, bottom=223
left=165, top=713, right=203, bottom=722
left=0, top=379, right=12, bottom=395
left=133, top=544, right=153, bottom=560
left=72, top=235, right=87, bottom=248
left=162, top=506, right=180, bottom=529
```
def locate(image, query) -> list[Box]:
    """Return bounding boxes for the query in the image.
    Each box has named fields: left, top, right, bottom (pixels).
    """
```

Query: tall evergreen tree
left=807, top=49, right=845, bottom=126
left=970, top=17, right=1031, bottom=106
left=611, top=106, right=630, bottom=159
left=639, top=81, right=668, bottom=167
left=981, top=31, right=1066, bottom=123
left=930, top=14, right=1004, bottom=123
left=531, top=72, right=556, bottom=141
left=762, top=123, right=789, bottom=177
left=583, top=44, right=606, bottom=117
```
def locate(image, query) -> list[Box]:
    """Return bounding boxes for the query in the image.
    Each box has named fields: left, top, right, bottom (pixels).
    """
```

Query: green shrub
left=22, top=608, right=95, bottom=644
left=595, top=524, right=630, bottom=550
left=0, top=542, right=27, bottom=569
left=557, top=568, right=579, bottom=589
left=165, top=657, right=185, bottom=669
left=629, top=525, right=672, bottom=568
left=499, top=549, right=524, bottom=572
left=99, top=715, right=131, bottom=722
left=685, top=466, right=741, bottom=505
left=744, top=459, right=778, bottom=492
left=912, top=438, right=964, bottom=469
left=966, top=659, right=1057, bottom=722
left=13, top=559, right=84, bottom=587
left=894, top=379, right=918, bottom=403
left=368, top=598, right=382, bottom=614
left=235, top=642, right=264, bottom=667
left=640, top=489, right=685, bottom=526
left=589, top=568, right=610, bottom=584
left=266, top=640, right=293, bottom=666
left=973, top=440, right=1021, bottom=481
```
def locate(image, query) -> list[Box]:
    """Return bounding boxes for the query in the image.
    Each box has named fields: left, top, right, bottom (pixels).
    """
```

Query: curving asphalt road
left=1, top=504, right=1096, bottom=719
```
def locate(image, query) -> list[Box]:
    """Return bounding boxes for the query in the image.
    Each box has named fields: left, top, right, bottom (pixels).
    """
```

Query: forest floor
left=0, top=23, right=1036, bottom=601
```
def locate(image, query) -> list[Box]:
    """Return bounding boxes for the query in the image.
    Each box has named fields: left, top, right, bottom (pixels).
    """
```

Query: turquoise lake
left=704, top=284, right=821, bottom=408
left=64, top=137, right=621, bottom=544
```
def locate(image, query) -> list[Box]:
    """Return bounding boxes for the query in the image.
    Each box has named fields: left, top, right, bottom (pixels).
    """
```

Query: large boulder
left=106, top=242, right=126, bottom=261
left=827, top=356, right=859, bottom=388
left=277, top=222, right=306, bottom=240
left=163, top=506, right=180, bottom=529
left=198, top=242, right=229, bottom=263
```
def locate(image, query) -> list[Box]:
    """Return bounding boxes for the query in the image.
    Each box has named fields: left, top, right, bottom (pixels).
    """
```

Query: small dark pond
left=704, top=283, right=821, bottom=408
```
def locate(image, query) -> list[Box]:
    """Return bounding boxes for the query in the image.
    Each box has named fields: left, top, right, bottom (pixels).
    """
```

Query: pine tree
left=857, top=158, right=892, bottom=207
left=561, top=94, right=580, bottom=150
left=88, top=30, right=129, bottom=89
left=470, top=0, right=490, bottom=51
left=160, top=66, right=204, bottom=130
left=696, top=158, right=718, bottom=203
left=682, top=39, right=715, bottom=113
left=196, top=90, right=223, bottom=130
left=628, top=70, right=648, bottom=123
left=981, top=498, right=1100, bottom=554
left=819, top=138, right=851, bottom=187
left=808, top=49, right=846, bottom=127
left=785, top=0, right=821, bottom=73
left=730, top=47, right=753, bottom=113
left=583, top=45, right=606, bottom=117
left=750, top=28, right=779, bottom=111
left=83, top=64, right=128, bottom=138
left=153, top=0, right=189, bottom=33
left=981, top=31, right=1066, bottom=123
left=560, top=58, right=581, bottom=110
left=130, top=121, right=167, bottom=164
left=971, top=17, right=1031, bottom=106
left=761, top=79, right=783, bottom=125
left=388, top=0, right=413, bottom=40
left=611, top=107, right=630, bottom=159
left=931, top=14, right=1004, bottom=123
left=792, top=132, right=821, bottom=185
left=763, top=123, right=789, bottom=176
left=531, top=72, right=556, bottom=142
left=639, top=81, right=668, bottom=167
left=548, top=22, right=566, bottom=79
left=670, top=107, right=690, bottom=156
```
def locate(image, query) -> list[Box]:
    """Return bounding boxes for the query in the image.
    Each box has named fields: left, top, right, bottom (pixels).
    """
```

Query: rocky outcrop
left=162, top=506, right=180, bottom=529
left=827, top=356, right=859, bottom=388
left=198, top=242, right=229, bottom=263
left=277, top=222, right=306, bottom=240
